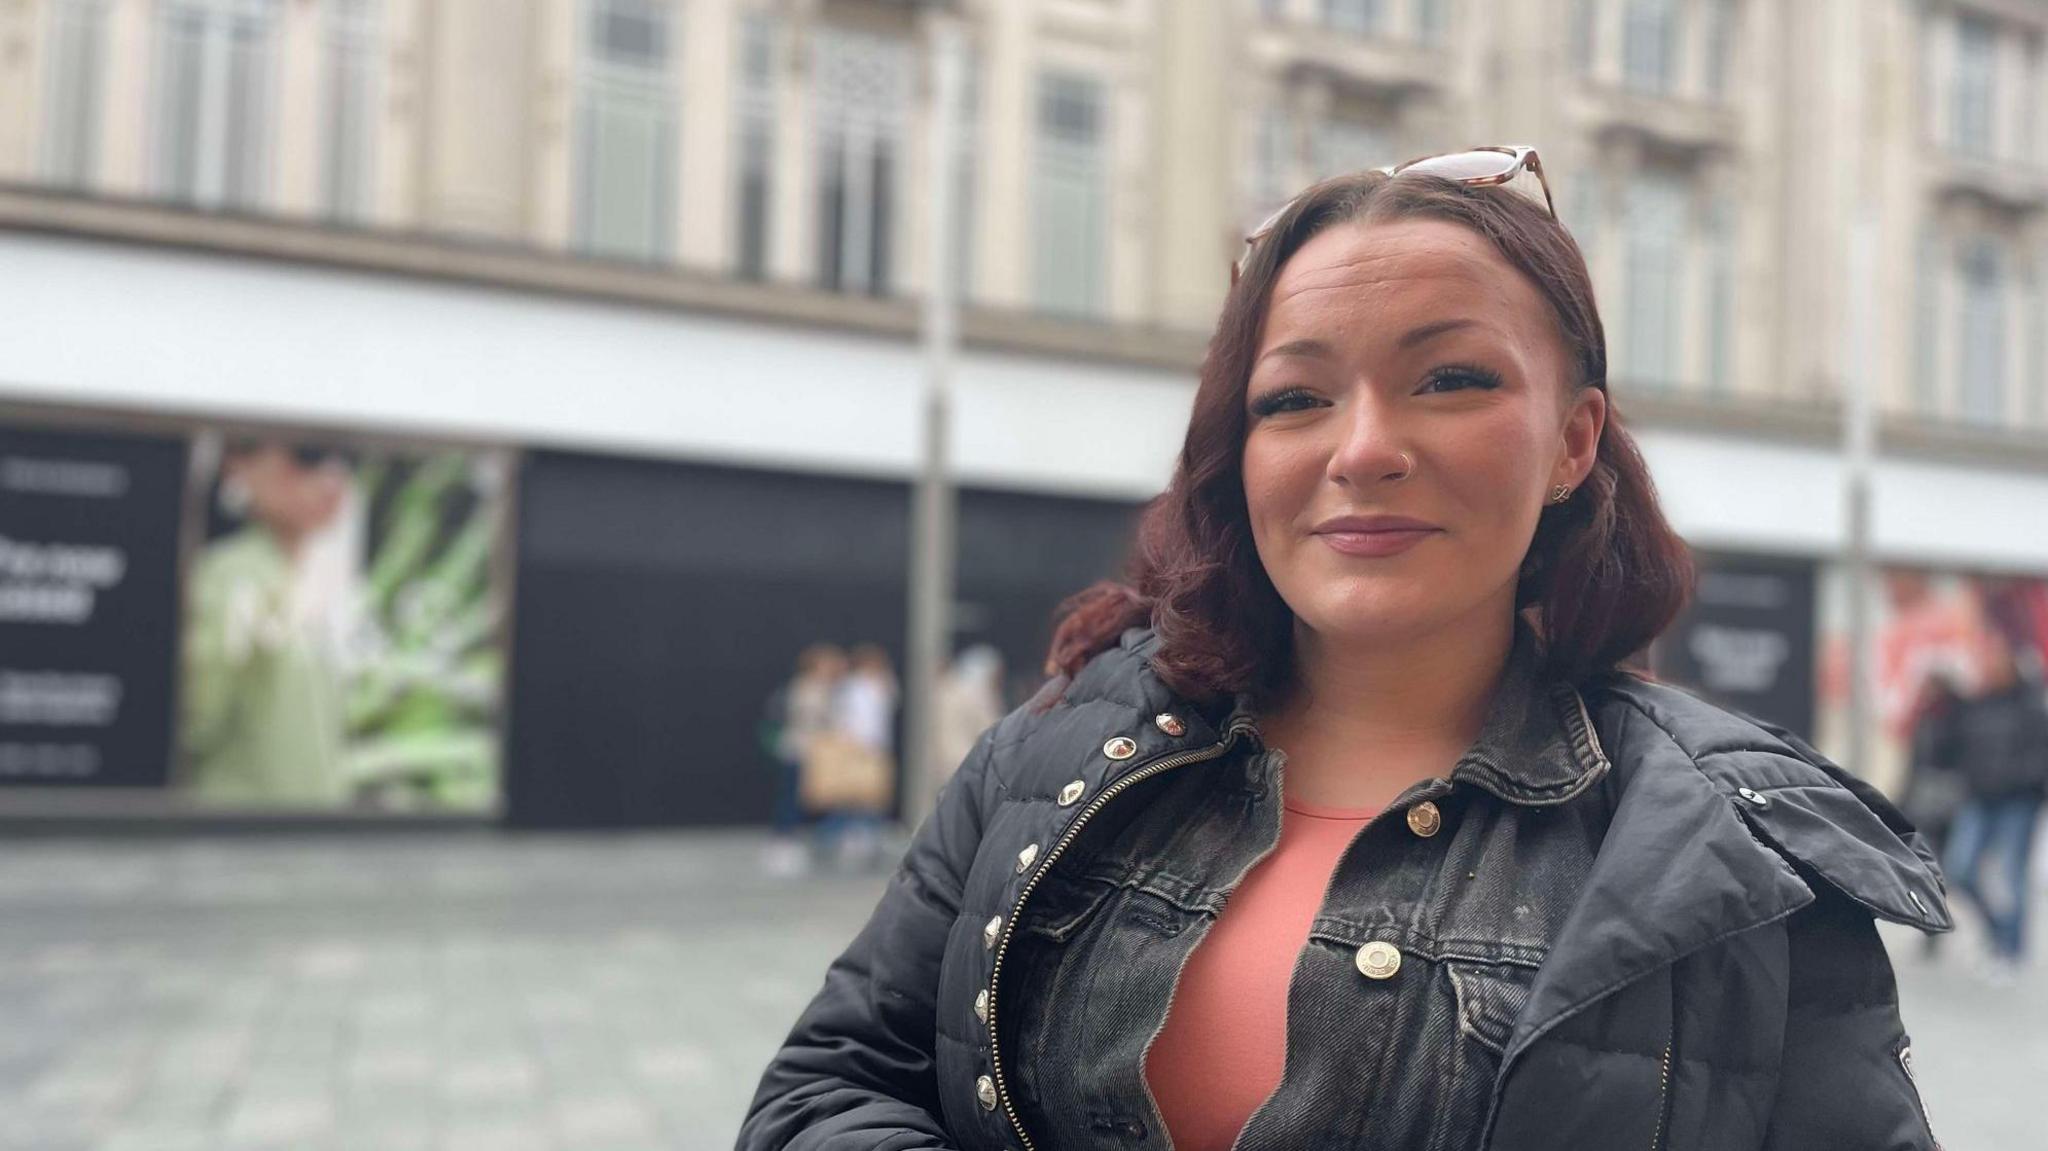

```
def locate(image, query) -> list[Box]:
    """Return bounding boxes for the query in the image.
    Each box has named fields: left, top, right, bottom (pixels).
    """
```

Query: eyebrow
left=1256, top=319, right=1481, bottom=366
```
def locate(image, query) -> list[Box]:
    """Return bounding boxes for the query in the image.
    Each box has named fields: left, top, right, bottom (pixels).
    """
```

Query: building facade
left=2, top=0, right=2046, bottom=822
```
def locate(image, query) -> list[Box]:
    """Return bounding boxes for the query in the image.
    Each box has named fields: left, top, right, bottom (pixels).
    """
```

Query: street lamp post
left=904, top=12, right=966, bottom=831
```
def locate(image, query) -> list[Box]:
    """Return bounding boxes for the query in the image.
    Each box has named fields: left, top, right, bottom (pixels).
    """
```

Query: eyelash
left=1248, top=364, right=1505, bottom=417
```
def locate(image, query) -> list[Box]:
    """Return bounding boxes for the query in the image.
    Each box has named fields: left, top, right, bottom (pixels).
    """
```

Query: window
left=1706, top=201, right=1735, bottom=391
left=1562, top=170, right=1602, bottom=263
left=812, top=26, right=911, bottom=295
left=1622, top=0, right=1677, bottom=93
left=577, top=0, right=676, bottom=262
left=1958, top=237, right=2006, bottom=423
left=1622, top=169, right=1688, bottom=386
left=1310, top=115, right=1388, bottom=182
left=152, top=0, right=281, bottom=210
left=2027, top=255, right=2046, bottom=425
left=1701, top=0, right=1735, bottom=98
left=1033, top=71, right=1108, bottom=316
left=1246, top=105, right=1295, bottom=228
left=1952, top=15, right=1997, bottom=157
left=323, top=0, right=378, bottom=223
left=952, top=58, right=980, bottom=300
left=1916, top=227, right=1944, bottom=414
left=1415, top=0, right=1447, bottom=44
left=1570, top=0, right=1598, bottom=74
left=1323, top=0, right=1380, bottom=36
left=734, top=9, right=775, bottom=279
left=41, top=0, right=110, bottom=187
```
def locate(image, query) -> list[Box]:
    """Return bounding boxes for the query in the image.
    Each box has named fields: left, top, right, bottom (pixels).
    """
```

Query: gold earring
left=1550, top=484, right=1571, bottom=505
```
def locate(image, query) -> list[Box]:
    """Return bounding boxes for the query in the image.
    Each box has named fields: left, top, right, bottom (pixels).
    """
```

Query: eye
left=1249, top=387, right=1326, bottom=418
left=1419, top=364, right=1505, bottom=394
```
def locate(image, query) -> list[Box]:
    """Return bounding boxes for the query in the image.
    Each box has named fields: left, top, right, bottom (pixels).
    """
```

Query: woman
left=183, top=439, right=354, bottom=805
left=739, top=150, right=1950, bottom=1150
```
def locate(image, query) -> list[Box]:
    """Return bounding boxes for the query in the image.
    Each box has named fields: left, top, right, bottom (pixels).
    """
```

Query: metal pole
left=904, top=13, right=965, bottom=830
left=1844, top=212, right=1878, bottom=776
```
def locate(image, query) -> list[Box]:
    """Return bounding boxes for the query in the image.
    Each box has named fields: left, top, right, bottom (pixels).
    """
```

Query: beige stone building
left=0, top=0, right=2044, bottom=544
left=4, top=0, right=2043, bottom=433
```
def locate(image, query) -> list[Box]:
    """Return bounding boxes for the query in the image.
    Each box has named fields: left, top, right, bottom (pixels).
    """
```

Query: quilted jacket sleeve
left=1760, top=892, right=1943, bottom=1151
left=735, top=728, right=998, bottom=1151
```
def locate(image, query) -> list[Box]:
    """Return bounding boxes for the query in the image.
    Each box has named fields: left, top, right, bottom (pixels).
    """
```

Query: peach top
left=1143, top=795, right=1377, bottom=1151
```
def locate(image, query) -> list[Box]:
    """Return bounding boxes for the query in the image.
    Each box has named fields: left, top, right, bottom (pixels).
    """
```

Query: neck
left=1263, top=602, right=1516, bottom=810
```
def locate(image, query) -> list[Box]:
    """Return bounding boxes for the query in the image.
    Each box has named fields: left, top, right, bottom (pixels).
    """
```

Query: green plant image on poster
left=345, top=453, right=504, bottom=811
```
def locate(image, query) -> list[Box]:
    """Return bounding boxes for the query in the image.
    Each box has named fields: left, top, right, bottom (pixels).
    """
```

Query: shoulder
left=1584, top=673, right=1952, bottom=934
left=974, top=627, right=1200, bottom=797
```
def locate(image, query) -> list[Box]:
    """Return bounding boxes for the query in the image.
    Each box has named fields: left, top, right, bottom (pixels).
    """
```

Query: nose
left=1325, top=390, right=1412, bottom=487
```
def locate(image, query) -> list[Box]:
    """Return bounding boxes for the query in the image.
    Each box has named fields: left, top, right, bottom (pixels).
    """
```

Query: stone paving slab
left=0, top=832, right=2036, bottom=1150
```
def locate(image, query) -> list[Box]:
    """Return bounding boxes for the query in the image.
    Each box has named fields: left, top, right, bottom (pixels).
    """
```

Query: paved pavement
left=0, top=831, right=2037, bottom=1151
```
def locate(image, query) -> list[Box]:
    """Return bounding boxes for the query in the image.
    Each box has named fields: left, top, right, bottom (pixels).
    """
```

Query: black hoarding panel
left=506, top=451, right=1138, bottom=829
left=1654, top=550, right=1819, bottom=740
left=0, top=424, right=188, bottom=787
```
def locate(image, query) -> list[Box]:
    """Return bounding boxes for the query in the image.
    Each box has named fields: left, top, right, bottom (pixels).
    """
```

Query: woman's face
left=234, top=445, right=348, bottom=538
left=1240, top=218, right=1605, bottom=653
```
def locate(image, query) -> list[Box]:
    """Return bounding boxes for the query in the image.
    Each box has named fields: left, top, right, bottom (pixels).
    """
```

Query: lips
left=1311, top=515, right=1442, bottom=558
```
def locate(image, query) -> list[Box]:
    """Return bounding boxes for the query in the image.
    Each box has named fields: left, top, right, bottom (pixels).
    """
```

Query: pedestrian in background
left=1903, top=672, right=1969, bottom=957
left=1938, top=628, right=2048, bottom=979
left=762, top=644, right=847, bottom=877
left=930, top=645, right=1006, bottom=801
left=817, top=644, right=899, bottom=870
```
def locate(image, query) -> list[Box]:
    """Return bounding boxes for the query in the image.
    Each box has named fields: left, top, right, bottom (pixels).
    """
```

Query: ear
left=1555, top=386, right=1606, bottom=490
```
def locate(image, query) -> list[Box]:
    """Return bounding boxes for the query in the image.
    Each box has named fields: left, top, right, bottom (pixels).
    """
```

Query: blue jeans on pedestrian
left=1943, top=793, right=2044, bottom=960
left=771, top=756, right=808, bottom=836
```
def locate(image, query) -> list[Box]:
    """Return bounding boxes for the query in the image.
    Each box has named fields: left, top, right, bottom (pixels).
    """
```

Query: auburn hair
left=1047, top=170, right=1694, bottom=705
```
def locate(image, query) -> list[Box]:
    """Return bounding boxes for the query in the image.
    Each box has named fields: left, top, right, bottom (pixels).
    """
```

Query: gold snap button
left=974, top=988, right=990, bottom=1024
left=983, top=915, right=1003, bottom=950
left=1154, top=713, right=1187, bottom=737
left=976, top=1074, right=998, bottom=1110
left=1015, top=843, right=1040, bottom=874
left=1058, top=779, right=1086, bottom=806
left=1355, top=940, right=1402, bottom=980
left=1103, top=736, right=1138, bottom=761
left=1406, top=801, right=1442, bottom=838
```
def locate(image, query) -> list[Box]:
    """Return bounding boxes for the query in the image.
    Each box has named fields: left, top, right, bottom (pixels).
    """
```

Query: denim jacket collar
left=1207, top=620, right=1610, bottom=808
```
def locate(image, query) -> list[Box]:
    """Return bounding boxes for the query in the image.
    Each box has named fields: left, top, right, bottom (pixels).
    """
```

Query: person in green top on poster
left=181, top=440, right=354, bottom=806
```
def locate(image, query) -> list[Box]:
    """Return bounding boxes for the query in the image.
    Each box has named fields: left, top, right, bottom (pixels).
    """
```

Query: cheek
left=1240, top=436, right=1321, bottom=543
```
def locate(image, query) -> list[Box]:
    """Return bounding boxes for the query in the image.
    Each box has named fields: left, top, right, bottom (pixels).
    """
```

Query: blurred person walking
left=762, top=644, right=847, bottom=877
left=1903, top=673, right=1970, bottom=957
left=1937, top=629, right=2048, bottom=978
left=740, top=151, right=1950, bottom=1151
left=819, top=645, right=900, bottom=869
left=929, top=645, right=1006, bottom=799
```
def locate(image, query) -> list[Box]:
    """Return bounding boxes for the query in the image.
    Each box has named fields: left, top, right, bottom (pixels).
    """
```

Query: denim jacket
left=740, top=625, right=1952, bottom=1151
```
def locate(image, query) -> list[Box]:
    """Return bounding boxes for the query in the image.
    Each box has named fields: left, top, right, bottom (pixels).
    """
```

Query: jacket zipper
left=985, top=717, right=1258, bottom=1151
left=1649, top=1031, right=1673, bottom=1151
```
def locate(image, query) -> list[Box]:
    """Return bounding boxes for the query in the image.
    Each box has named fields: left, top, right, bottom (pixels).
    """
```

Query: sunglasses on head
left=1232, top=145, right=1556, bottom=284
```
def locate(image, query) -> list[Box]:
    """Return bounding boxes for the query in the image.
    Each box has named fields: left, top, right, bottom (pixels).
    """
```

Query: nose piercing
left=1395, top=452, right=1414, bottom=479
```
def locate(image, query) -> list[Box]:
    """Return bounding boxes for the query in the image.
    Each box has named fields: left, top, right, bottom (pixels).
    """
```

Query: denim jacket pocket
left=1018, top=871, right=1120, bottom=944
left=1446, top=958, right=1538, bottom=1058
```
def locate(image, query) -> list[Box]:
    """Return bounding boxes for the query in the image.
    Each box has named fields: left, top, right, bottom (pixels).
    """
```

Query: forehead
left=1261, top=218, right=1558, bottom=350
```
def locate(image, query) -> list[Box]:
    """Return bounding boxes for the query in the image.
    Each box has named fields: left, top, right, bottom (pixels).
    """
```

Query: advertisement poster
left=1652, top=551, right=1818, bottom=741
left=180, top=433, right=510, bottom=811
left=0, top=425, right=187, bottom=787
left=1815, top=565, right=2048, bottom=794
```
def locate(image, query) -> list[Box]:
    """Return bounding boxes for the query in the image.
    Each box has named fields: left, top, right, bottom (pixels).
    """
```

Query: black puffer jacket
left=740, top=627, right=1951, bottom=1151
